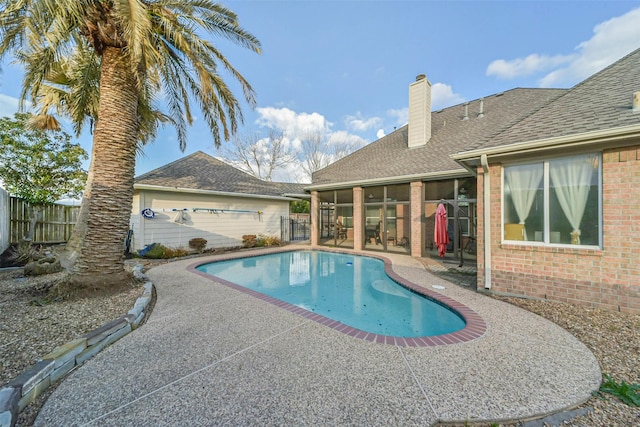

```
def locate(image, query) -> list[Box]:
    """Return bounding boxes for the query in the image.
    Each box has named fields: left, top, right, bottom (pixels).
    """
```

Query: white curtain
left=505, top=164, right=543, bottom=240
left=549, top=154, right=597, bottom=245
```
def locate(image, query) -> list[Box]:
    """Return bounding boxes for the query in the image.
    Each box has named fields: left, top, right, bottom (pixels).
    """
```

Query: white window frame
left=501, top=153, right=602, bottom=249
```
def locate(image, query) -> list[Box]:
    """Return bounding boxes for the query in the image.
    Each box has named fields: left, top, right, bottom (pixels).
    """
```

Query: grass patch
left=598, top=374, right=640, bottom=407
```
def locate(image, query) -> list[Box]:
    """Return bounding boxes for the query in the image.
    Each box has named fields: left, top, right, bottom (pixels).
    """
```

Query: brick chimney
left=408, top=74, right=432, bottom=148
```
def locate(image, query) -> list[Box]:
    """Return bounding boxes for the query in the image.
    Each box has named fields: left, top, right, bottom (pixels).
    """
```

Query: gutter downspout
left=481, top=154, right=491, bottom=289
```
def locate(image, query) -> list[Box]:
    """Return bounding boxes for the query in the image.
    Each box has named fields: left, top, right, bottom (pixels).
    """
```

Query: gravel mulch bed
left=0, top=267, right=144, bottom=426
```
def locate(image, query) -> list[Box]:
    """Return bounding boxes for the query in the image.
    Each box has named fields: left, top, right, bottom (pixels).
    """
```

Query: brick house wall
left=410, top=181, right=424, bottom=257
left=310, top=191, right=319, bottom=246
left=353, top=187, right=364, bottom=250
left=477, top=145, right=640, bottom=314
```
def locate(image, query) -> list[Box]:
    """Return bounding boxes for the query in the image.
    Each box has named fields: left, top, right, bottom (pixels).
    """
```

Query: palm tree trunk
left=65, top=47, right=139, bottom=287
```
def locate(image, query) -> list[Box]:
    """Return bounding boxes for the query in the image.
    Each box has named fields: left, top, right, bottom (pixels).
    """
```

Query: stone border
left=0, top=281, right=154, bottom=427
left=187, top=247, right=487, bottom=347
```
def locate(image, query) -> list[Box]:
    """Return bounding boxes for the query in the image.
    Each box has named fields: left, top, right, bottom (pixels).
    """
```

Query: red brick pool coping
left=187, top=247, right=486, bottom=347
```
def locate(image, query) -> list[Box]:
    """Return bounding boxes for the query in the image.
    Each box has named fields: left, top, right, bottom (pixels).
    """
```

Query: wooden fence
left=9, top=197, right=80, bottom=244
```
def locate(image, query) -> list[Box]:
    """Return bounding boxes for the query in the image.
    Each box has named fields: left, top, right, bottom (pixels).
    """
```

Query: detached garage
left=130, top=151, right=305, bottom=252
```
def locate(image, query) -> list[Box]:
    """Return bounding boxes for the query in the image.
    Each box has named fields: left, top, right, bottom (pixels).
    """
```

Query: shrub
left=258, top=234, right=282, bottom=247
left=164, top=246, right=190, bottom=258
left=242, top=235, right=257, bottom=248
left=188, top=238, right=207, bottom=253
left=139, top=243, right=189, bottom=259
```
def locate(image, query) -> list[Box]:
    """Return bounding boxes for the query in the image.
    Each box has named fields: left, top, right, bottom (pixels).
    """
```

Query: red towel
left=434, top=203, right=449, bottom=257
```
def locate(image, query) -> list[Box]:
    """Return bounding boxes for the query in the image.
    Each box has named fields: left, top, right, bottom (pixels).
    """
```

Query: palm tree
left=0, top=1, right=261, bottom=288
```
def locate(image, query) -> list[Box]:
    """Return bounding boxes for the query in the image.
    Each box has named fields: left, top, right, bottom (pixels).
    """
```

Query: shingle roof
left=274, top=181, right=310, bottom=196
left=471, top=47, right=640, bottom=151
left=311, top=88, right=565, bottom=187
left=135, top=151, right=306, bottom=197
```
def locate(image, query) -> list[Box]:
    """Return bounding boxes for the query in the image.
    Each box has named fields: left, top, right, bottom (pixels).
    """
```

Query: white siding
left=130, top=190, right=290, bottom=251
left=0, top=187, right=9, bottom=253
left=408, top=75, right=432, bottom=148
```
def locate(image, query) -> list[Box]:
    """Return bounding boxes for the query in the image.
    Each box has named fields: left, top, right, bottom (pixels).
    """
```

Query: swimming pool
left=195, top=250, right=466, bottom=338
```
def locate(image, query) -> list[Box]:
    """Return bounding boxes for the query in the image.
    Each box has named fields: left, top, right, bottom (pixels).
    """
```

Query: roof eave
left=452, top=123, right=640, bottom=165
left=133, top=184, right=297, bottom=201
left=282, top=192, right=311, bottom=200
left=306, top=169, right=471, bottom=191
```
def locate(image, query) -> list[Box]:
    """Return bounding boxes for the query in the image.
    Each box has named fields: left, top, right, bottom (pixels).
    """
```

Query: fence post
left=0, top=187, right=9, bottom=253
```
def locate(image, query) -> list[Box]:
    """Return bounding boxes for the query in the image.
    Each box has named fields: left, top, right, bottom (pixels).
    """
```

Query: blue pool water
left=196, top=251, right=465, bottom=337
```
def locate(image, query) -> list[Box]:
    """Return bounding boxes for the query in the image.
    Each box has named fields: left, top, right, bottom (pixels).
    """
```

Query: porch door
left=319, top=206, right=334, bottom=238
left=363, top=204, right=404, bottom=252
left=426, top=200, right=476, bottom=260
left=449, top=200, right=476, bottom=258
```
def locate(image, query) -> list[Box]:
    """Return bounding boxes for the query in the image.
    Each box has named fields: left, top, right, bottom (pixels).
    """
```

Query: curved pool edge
left=186, top=247, right=487, bottom=347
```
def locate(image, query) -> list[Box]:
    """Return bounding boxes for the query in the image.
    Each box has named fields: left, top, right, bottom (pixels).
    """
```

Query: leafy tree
left=219, top=129, right=295, bottom=181
left=0, top=113, right=87, bottom=240
left=0, top=1, right=260, bottom=288
left=290, top=200, right=310, bottom=214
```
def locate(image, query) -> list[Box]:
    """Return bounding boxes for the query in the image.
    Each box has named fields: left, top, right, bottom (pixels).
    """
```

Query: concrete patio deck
left=36, top=246, right=601, bottom=426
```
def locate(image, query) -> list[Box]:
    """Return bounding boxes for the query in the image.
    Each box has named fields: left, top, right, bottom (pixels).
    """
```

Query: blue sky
left=2, top=1, right=640, bottom=182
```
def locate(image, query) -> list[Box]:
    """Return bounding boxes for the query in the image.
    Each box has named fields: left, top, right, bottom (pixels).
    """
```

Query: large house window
left=503, top=153, right=601, bottom=246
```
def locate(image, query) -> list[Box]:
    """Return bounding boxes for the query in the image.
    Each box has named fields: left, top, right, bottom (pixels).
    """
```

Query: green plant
left=30, top=297, right=58, bottom=306
left=259, top=235, right=282, bottom=247
left=0, top=113, right=87, bottom=206
left=599, top=374, right=640, bottom=407
left=140, top=244, right=189, bottom=259
left=188, top=238, right=207, bottom=253
left=290, top=200, right=310, bottom=213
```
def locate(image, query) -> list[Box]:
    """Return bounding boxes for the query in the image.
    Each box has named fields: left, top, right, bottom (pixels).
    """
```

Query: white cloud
left=251, top=106, right=371, bottom=181
left=376, top=129, right=386, bottom=138
left=344, top=112, right=382, bottom=131
left=271, top=163, right=305, bottom=183
left=431, top=83, right=465, bottom=110
left=255, top=107, right=330, bottom=140
left=326, top=130, right=368, bottom=148
left=255, top=106, right=370, bottom=151
left=0, top=93, right=24, bottom=118
left=486, top=54, right=575, bottom=79
left=387, top=108, right=408, bottom=127
left=541, top=7, right=640, bottom=87
left=486, top=7, right=640, bottom=87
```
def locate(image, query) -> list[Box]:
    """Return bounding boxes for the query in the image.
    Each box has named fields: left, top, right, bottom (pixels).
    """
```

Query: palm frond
left=2, top=0, right=260, bottom=151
